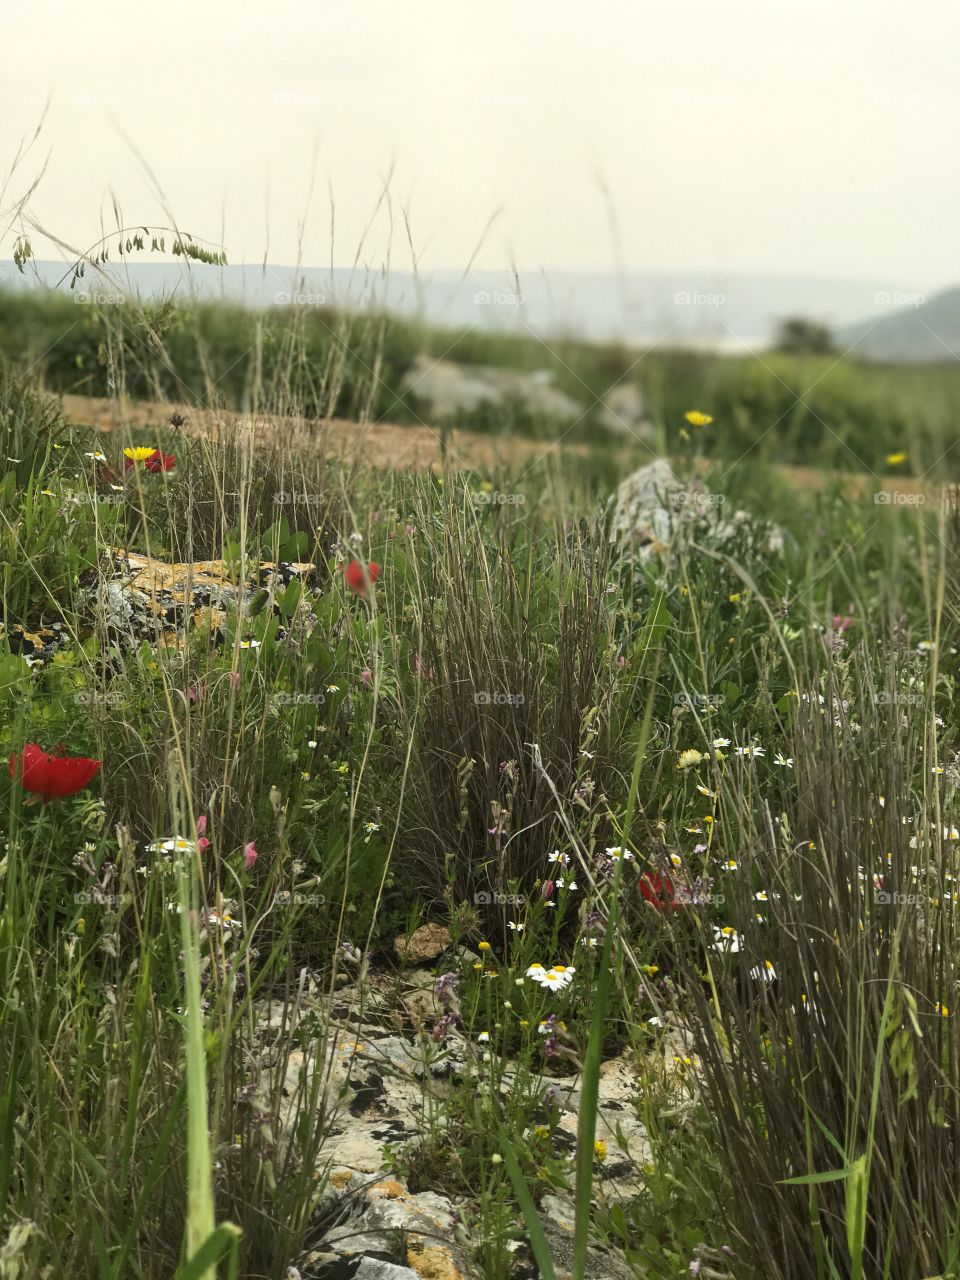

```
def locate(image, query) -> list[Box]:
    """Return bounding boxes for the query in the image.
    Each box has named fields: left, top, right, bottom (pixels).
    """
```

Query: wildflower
left=677, top=748, right=705, bottom=771
left=343, top=560, right=381, bottom=595
left=728, top=592, right=741, bottom=604
left=711, top=925, right=741, bottom=953
left=507, top=921, right=524, bottom=932
left=735, top=745, right=765, bottom=758
left=639, top=871, right=685, bottom=911
left=684, top=411, right=713, bottom=428
left=238, top=639, right=260, bottom=650
left=360, top=667, right=372, bottom=688
left=8, top=744, right=101, bottom=802
left=774, top=752, right=794, bottom=768
left=750, top=960, right=777, bottom=982
left=478, top=941, right=492, bottom=952
left=696, top=784, right=716, bottom=798
left=148, top=836, right=199, bottom=854
left=490, top=1153, right=502, bottom=1165
left=642, top=964, right=659, bottom=976
left=477, top=1030, right=490, bottom=1043
left=363, top=821, right=380, bottom=834
left=547, top=850, right=569, bottom=865
left=143, top=450, right=176, bottom=472
left=720, top=859, right=739, bottom=871
left=529, top=965, right=576, bottom=992
left=605, top=846, right=635, bottom=860
left=243, top=841, right=258, bottom=871
left=594, top=1140, right=607, bottom=1162
left=326, top=684, right=340, bottom=693
left=123, top=446, right=159, bottom=463
left=885, top=451, right=908, bottom=465
left=556, top=877, right=578, bottom=891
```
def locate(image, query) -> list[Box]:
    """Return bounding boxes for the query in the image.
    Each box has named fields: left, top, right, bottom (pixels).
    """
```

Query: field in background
left=3, top=289, right=960, bottom=477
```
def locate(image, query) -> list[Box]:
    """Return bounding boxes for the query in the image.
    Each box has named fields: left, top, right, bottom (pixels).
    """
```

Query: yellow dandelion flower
left=123, top=446, right=158, bottom=462
left=685, top=411, right=713, bottom=428
left=885, top=451, right=908, bottom=465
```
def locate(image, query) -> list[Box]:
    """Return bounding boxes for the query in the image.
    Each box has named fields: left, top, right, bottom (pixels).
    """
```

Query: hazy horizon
left=3, top=0, right=957, bottom=290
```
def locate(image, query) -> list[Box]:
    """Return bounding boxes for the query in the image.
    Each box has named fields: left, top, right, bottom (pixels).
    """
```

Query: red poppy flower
left=343, top=560, right=380, bottom=595
left=144, top=450, right=176, bottom=472
left=639, top=871, right=685, bottom=912
left=124, top=450, right=176, bottom=472
left=8, top=743, right=101, bottom=802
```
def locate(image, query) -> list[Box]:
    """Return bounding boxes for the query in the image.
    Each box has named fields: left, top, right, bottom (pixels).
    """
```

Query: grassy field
left=1, top=294, right=960, bottom=1279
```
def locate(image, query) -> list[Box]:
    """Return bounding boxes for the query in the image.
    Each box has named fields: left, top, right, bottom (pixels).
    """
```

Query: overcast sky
left=2, top=0, right=957, bottom=287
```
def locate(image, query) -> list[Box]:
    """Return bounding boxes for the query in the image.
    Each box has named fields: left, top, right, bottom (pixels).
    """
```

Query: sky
left=2, top=0, right=958, bottom=288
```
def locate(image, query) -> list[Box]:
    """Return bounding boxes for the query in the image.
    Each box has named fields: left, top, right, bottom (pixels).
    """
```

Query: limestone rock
left=393, top=924, right=452, bottom=965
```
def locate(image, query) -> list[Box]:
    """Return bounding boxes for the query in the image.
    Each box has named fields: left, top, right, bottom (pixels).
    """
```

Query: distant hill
left=0, top=259, right=937, bottom=355
left=839, top=287, right=960, bottom=364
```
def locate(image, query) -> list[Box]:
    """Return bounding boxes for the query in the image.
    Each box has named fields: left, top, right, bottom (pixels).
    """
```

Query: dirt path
left=56, top=392, right=929, bottom=496
left=56, top=392, right=601, bottom=474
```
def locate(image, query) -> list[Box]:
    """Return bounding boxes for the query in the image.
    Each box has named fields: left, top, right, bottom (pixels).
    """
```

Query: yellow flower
left=728, top=592, right=741, bottom=604
left=594, top=1140, right=607, bottom=1162
left=478, top=941, right=492, bottom=951
left=642, top=964, right=659, bottom=976
left=677, top=748, right=705, bottom=771
left=885, top=451, right=908, bottom=465
left=123, top=446, right=158, bottom=462
left=684, top=411, right=713, bottom=428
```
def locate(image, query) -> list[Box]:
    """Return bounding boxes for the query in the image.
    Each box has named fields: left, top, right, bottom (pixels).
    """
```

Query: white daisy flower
left=711, top=925, right=741, bottom=953
left=774, top=753, right=794, bottom=768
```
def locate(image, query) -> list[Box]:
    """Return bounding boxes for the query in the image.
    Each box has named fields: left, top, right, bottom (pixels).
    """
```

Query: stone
left=401, top=356, right=584, bottom=424
left=354, top=1261, right=422, bottom=1280
left=611, top=458, right=785, bottom=562
left=393, top=924, right=452, bottom=964
left=597, top=383, right=654, bottom=441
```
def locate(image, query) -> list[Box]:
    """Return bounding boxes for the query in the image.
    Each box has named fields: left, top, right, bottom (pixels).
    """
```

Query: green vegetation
left=0, top=296, right=959, bottom=1278
left=3, top=288, right=960, bottom=472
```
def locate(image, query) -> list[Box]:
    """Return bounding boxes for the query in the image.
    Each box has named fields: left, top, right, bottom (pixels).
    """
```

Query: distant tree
left=775, top=316, right=835, bottom=355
